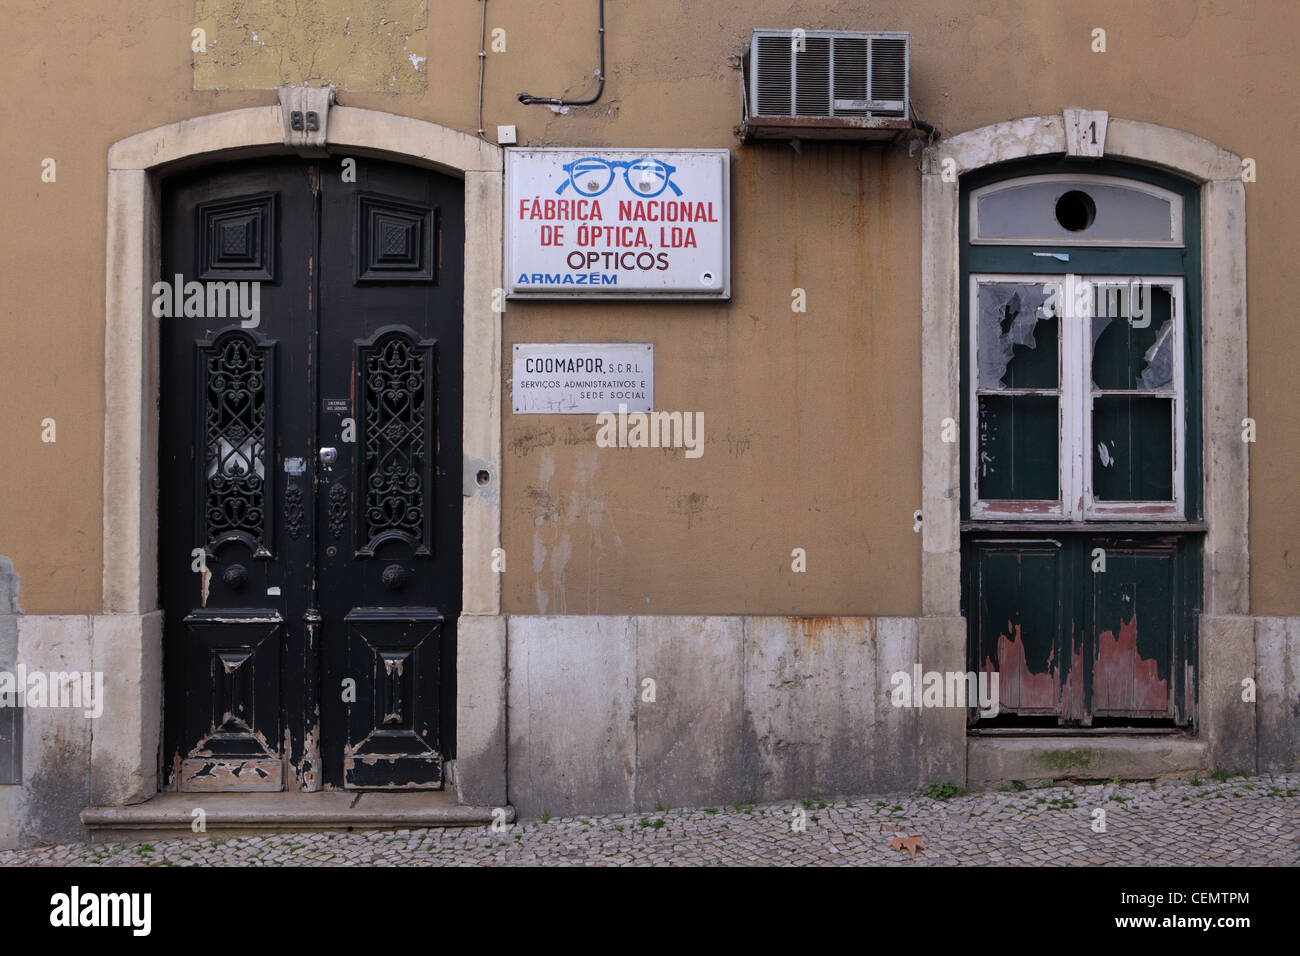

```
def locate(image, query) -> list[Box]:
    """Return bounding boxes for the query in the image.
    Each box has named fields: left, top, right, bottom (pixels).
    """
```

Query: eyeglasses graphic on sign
left=555, top=157, right=684, bottom=198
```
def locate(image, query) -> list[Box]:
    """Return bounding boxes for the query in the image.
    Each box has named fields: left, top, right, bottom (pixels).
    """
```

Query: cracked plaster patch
left=193, top=0, right=428, bottom=92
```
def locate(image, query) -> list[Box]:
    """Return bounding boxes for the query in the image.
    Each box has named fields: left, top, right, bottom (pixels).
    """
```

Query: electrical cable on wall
left=517, top=0, right=606, bottom=107
left=476, top=0, right=489, bottom=138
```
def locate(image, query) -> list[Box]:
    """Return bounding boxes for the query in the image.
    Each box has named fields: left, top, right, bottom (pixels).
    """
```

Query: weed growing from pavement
left=921, top=781, right=968, bottom=801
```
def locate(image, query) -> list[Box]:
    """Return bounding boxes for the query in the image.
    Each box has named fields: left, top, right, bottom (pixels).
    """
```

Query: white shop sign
left=512, top=343, right=653, bottom=414
left=506, top=148, right=730, bottom=299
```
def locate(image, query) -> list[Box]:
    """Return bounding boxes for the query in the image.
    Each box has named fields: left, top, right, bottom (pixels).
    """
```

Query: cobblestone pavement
left=3, top=773, right=1297, bottom=867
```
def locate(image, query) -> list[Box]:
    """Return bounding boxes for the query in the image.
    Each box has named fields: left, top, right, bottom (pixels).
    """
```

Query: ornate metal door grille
left=357, top=330, right=435, bottom=556
left=199, top=331, right=274, bottom=555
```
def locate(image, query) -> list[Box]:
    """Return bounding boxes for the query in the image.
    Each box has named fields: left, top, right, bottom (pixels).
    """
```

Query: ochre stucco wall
left=0, top=0, right=1295, bottom=616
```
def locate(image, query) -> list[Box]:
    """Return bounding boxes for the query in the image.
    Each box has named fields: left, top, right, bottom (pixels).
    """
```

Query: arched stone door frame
left=919, top=113, right=1251, bottom=774
left=99, top=103, right=507, bottom=809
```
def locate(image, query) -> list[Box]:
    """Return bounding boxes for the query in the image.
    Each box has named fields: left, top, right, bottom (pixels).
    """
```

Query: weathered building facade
left=1, top=0, right=1297, bottom=848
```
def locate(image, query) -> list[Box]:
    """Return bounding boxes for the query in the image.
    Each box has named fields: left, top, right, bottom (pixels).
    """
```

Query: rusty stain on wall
left=530, top=445, right=620, bottom=614
left=510, top=428, right=557, bottom=457
left=193, top=0, right=428, bottom=92
left=670, top=492, right=711, bottom=530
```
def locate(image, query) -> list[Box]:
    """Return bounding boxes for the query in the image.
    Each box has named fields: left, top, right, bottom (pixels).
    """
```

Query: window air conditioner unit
left=741, top=29, right=912, bottom=142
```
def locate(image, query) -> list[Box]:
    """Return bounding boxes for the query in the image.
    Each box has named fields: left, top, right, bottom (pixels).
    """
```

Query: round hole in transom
left=1055, top=190, right=1097, bottom=232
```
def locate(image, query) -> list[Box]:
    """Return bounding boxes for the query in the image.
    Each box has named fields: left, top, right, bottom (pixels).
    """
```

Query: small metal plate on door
left=323, top=399, right=349, bottom=413
left=284, top=457, right=307, bottom=475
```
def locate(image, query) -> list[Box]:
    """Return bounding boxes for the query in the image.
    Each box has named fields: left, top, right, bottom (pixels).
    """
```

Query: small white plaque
left=1064, top=109, right=1108, bottom=158
left=513, top=343, right=653, bottom=414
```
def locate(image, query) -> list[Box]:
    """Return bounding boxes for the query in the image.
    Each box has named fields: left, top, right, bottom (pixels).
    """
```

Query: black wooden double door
left=160, top=157, right=463, bottom=791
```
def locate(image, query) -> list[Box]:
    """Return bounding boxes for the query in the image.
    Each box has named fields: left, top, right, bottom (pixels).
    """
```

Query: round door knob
left=381, top=564, right=410, bottom=591
left=223, top=564, right=248, bottom=590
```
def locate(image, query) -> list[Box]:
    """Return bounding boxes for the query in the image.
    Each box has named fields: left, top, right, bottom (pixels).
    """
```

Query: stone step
left=81, top=791, right=511, bottom=844
left=968, top=735, right=1209, bottom=789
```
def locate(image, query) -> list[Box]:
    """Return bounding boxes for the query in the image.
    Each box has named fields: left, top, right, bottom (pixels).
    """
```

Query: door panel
left=971, top=541, right=1065, bottom=715
left=342, top=609, right=444, bottom=788
left=1089, top=545, right=1178, bottom=718
left=161, top=157, right=462, bottom=792
left=316, top=159, right=464, bottom=790
left=161, top=160, right=317, bottom=792
left=179, top=611, right=284, bottom=791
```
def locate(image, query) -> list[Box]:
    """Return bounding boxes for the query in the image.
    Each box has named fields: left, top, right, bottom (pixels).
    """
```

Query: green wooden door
left=959, top=159, right=1201, bottom=727
left=965, top=533, right=1198, bottom=724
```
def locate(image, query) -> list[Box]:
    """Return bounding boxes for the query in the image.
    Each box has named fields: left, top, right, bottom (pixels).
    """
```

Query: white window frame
left=1083, top=276, right=1185, bottom=519
left=969, top=273, right=1185, bottom=522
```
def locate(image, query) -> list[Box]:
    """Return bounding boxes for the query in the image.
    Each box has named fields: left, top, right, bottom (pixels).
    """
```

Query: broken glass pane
left=1090, top=285, right=1173, bottom=391
left=207, top=435, right=266, bottom=480
left=977, top=283, right=1057, bottom=390
left=1137, top=320, right=1174, bottom=390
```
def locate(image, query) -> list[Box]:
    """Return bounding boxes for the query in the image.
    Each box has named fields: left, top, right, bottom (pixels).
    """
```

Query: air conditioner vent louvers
left=832, top=38, right=869, bottom=116
left=749, top=29, right=909, bottom=121
left=755, top=35, right=791, bottom=116
left=794, top=37, right=831, bottom=115
left=869, top=37, right=907, bottom=112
